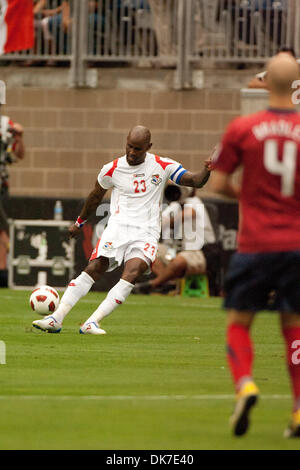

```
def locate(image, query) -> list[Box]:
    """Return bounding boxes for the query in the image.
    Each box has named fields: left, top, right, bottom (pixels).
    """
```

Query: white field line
left=125, top=302, right=217, bottom=309
left=0, top=394, right=291, bottom=401
left=9, top=294, right=217, bottom=310
left=76, top=299, right=217, bottom=309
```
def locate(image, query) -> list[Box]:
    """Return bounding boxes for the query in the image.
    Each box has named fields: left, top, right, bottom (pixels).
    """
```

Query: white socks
left=85, top=278, right=134, bottom=325
left=53, top=275, right=134, bottom=327
left=53, top=271, right=95, bottom=323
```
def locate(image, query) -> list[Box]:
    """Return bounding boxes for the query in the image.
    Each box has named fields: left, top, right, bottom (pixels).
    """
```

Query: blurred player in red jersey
left=211, top=53, right=300, bottom=438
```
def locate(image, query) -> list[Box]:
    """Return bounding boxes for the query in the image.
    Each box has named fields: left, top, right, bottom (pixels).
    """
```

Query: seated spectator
left=26, top=0, right=71, bottom=65
left=87, top=0, right=151, bottom=56
left=147, top=0, right=175, bottom=63
left=45, top=1, right=71, bottom=57
left=217, top=0, right=287, bottom=57
left=133, top=185, right=219, bottom=295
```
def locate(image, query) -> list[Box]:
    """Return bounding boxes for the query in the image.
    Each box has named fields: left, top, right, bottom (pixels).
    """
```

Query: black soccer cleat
left=284, top=410, right=300, bottom=438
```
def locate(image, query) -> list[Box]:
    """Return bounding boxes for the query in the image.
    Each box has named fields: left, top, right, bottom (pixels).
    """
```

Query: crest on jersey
left=103, top=241, right=113, bottom=250
left=151, top=174, right=162, bottom=185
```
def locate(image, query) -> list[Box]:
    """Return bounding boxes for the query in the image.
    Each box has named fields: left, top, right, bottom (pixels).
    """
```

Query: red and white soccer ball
left=29, top=285, right=60, bottom=316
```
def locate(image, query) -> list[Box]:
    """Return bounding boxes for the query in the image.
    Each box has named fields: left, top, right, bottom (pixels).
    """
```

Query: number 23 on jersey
left=144, top=243, right=156, bottom=256
left=134, top=180, right=146, bottom=193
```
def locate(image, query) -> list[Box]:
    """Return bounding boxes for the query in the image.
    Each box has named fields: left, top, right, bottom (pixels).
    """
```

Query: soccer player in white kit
left=33, top=126, right=212, bottom=335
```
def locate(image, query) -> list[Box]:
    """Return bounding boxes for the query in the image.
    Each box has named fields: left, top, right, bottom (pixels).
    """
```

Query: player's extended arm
left=69, top=180, right=107, bottom=238
left=210, top=170, right=240, bottom=199
left=247, top=77, right=268, bottom=89
left=179, top=158, right=212, bottom=188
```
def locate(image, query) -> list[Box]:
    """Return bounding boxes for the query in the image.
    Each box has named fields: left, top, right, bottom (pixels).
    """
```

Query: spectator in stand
left=45, top=1, right=71, bottom=59
left=26, top=1, right=71, bottom=65
left=147, top=0, right=176, bottom=64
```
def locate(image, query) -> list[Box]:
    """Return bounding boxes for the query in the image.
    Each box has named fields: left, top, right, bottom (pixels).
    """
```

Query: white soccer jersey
left=98, top=153, right=186, bottom=242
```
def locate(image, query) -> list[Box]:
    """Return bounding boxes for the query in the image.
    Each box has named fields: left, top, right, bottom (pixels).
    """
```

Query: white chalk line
left=10, top=293, right=217, bottom=310
left=0, top=394, right=291, bottom=401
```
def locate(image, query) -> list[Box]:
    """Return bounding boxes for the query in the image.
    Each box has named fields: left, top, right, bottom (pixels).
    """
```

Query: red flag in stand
left=0, top=0, right=34, bottom=54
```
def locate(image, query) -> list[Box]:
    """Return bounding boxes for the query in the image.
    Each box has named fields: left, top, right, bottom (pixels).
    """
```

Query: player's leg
left=151, top=258, right=166, bottom=278
left=276, top=250, right=300, bottom=437
left=133, top=243, right=175, bottom=293
left=134, top=250, right=206, bottom=294
left=227, top=309, right=259, bottom=436
left=81, top=257, right=149, bottom=334
left=222, top=252, right=268, bottom=435
left=32, top=257, right=109, bottom=333
left=153, top=250, right=206, bottom=286
left=151, top=255, right=187, bottom=287
left=280, top=311, right=300, bottom=437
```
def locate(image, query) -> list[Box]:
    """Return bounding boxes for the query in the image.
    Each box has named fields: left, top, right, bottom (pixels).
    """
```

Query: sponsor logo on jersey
left=133, top=173, right=145, bottom=177
left=151, top=174, right=162, bottom=185
left=103, top=241, right=113, bottom=250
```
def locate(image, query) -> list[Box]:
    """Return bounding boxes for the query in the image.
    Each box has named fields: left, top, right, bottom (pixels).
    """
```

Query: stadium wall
left=2, top=68, right=242, bottom=199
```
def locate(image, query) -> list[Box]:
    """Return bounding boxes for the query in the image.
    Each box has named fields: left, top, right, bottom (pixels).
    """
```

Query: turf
left=0, top=288, right=299, bottom=450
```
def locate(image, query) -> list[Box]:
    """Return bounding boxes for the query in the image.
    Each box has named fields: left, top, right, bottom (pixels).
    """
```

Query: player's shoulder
left=224, top=110, right=272, bottom=136
left=147, top=152, right=179, bottom=168
left=100, top=155, right=126, bottom=172
left=98, top=156, right=126, bottom=188
left=230, top=110, right=268, bottom=126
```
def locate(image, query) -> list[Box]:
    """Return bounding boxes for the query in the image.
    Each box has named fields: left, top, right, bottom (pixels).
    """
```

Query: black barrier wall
left=4, top=196, right=238, bottom=294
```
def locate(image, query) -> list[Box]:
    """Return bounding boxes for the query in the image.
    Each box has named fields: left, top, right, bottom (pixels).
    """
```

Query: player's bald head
left=126, top=125, right=152, bottom=166
left=128, top=125, right=151, bottom=145
left=266, top=53, right=299, bottom=96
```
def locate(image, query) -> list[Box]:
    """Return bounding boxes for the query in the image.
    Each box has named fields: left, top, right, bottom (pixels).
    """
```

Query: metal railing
left=187, top=0, right=299, bottom=63
left=83, top=0, right=177, bottom=62
left=72, top=0, right=180, bottom=85
left=0, top=0, right=73, bottom=62
left=0, top=0, right=299, bottom=88
left=178, top=0, right=300, bottom=88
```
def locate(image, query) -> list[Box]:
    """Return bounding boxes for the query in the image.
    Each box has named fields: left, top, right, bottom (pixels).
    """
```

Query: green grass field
left=0, top=288, right=299, bottom=450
